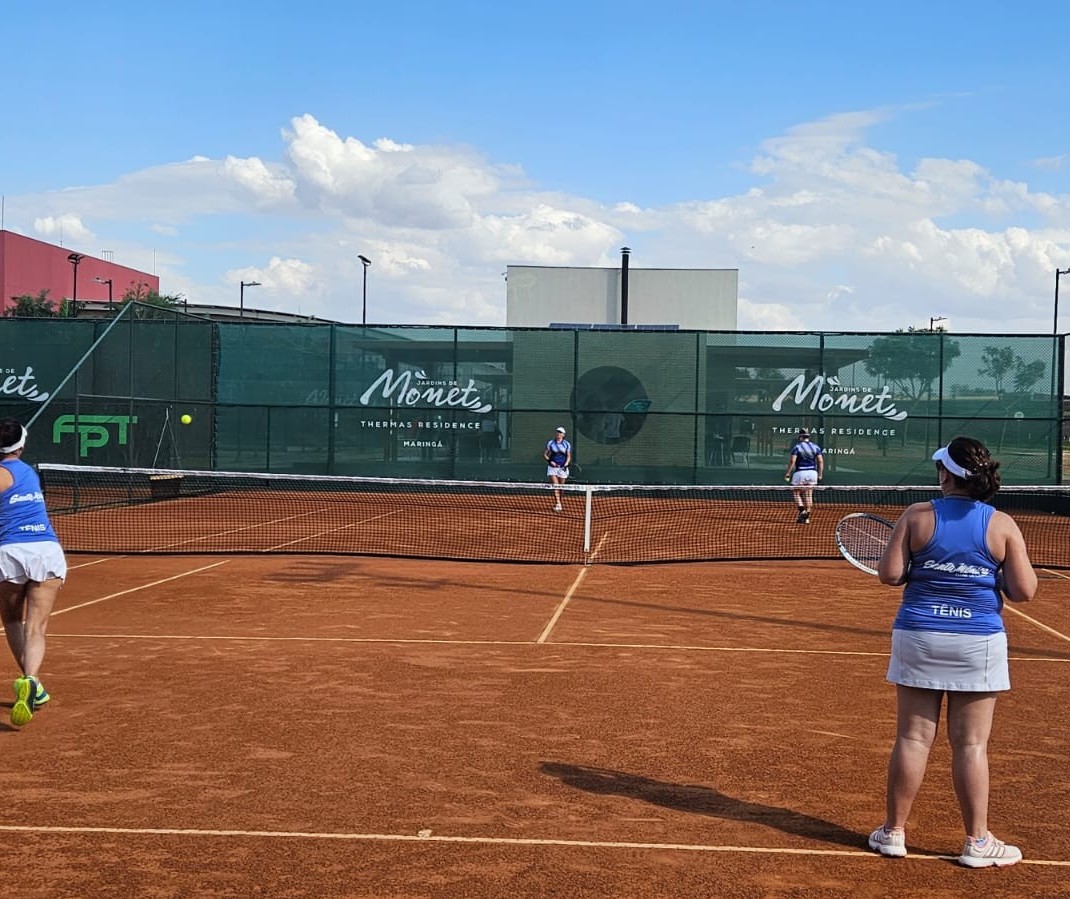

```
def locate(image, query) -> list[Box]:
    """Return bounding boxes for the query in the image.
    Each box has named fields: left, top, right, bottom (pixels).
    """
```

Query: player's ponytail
left=946, top=436, right=1001, bottom=502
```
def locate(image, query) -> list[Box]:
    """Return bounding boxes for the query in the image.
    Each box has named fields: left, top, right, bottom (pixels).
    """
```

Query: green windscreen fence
left=15, top=304, right=214, bottom=469
left=6, top=311, right=1066, bottom=485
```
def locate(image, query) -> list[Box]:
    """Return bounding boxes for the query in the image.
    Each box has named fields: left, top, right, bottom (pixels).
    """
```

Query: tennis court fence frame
left=6, top=307, right=1070, bottom=486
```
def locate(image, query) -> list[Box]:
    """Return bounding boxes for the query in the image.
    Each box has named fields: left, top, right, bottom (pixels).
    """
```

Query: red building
left=0, top=230, right=159, bottom=314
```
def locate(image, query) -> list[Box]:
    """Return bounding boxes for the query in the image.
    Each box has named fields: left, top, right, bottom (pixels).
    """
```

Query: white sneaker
left=553, top=504, right=562, bottom=513
left=868, top=826, right=907, bottom=858
left=957, top=832, right=1022, bottom=868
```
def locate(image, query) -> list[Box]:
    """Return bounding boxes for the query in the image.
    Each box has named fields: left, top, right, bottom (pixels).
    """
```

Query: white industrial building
left=505, top=262, right=739, bottom=330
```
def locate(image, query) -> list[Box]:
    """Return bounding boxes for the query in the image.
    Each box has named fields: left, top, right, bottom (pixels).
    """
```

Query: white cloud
left=283, top=114, right=506, bottom=229
left=1034, top=154, right=1069, bottom=171
left=7, top=107, right=1070, bottom=332
left=222, top=155, right=296, bottom=207
left=228, top=256, right=322, bottom=295
left=33, top=213, right=93, bottom=243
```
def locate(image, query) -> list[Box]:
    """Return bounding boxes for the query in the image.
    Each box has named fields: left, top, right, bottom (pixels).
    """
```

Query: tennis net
left=39, top=463, right=1070, bottom=567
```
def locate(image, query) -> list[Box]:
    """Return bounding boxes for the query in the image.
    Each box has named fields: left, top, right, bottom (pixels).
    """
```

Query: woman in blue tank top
left=866, top=437, right=1036, bottom=867
left=0, top=419, right=67, bottom=727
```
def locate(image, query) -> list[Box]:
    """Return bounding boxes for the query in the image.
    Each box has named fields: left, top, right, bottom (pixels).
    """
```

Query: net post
left=583, top=484, right=593, bottom=558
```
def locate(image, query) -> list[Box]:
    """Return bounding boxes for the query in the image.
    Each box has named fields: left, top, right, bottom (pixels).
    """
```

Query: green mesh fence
left=4, top=313, right=1065, bottom=485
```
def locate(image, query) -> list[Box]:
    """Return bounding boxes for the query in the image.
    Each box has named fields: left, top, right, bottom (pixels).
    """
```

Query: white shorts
left=792, top=470, right=818, bottom=487
left=887, top=628, right=1009, bottom=692
left=0, top=541, right=68, bottom=585
left=547, top=466, right=569, bottom=479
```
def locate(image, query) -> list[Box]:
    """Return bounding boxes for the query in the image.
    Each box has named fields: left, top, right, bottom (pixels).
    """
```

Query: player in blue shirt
left=868, top=436, right=1036, bottom=867
left=783, top=429, right=823, bottom=524
left=0, top=419, right=67, bottom=727
left=543, top=426, right=571, bottom=513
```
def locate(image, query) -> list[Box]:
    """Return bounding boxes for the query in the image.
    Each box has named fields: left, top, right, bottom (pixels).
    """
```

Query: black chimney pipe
left=620, top=246, right=631, bottom=325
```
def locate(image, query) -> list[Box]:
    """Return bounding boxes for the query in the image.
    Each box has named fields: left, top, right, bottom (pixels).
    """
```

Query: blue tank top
left=790, top=441, right=821, bottom=471
left=546, top=439, right=570, bottom=467
left=0, top=460, right=59, bottom=544
left=894, top=497, right=1003, bottom=635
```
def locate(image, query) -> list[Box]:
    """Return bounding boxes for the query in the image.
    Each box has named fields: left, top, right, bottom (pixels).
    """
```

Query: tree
left=118, top=281, right=186, bottom=310
left=864, top=328, right=962, bottom=401
left=978, top=346, right=1018, bottom=398
left=1013, top=358, right=1046, bottom=394
left=5, top=290, right=57, bottom=318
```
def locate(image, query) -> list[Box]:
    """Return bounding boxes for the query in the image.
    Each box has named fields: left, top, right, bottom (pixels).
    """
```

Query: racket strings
left=840, top=519, right=889, bottom=563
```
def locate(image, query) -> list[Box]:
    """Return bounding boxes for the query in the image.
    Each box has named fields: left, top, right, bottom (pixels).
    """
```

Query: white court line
left=50, top=634, right=534, bottom=646
left=67, top=557, right=128, bottom=570
left=0, top=823, right=1064, bottom=865
left=537, top=533, right=609, bottom=644
left=537, top=570, right=590, bottom=644
left=144, top=505, right=344, bottom=551
left=265, top=510, right=400, bottom=551
left=37, top=632, right=1070, bottom=662
left=50, top=562, right=231, bottom=617
left=1006, top=604, right=1070, bottom=644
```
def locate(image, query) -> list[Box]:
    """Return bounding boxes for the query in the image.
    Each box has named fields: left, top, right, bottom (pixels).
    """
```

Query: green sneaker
left=12, top=677, right=48, bottom=706
left=10, top=676, right=34, bottom=727
left=33, top=681, right=50, bottom=706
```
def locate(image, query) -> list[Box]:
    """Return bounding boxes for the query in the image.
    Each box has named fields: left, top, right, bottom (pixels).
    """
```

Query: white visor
left=0, top=426, right=27, bottom=454
left=932, top=445, right=972, bottom=479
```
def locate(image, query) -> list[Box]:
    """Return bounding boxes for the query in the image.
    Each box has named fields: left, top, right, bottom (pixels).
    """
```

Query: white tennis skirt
left=887, top=628, right=1009, bottom=692
left=0, top=541, right=68, bottom=585
left=546, top=466, right=569, bottom=479
left=791, top=470, right=818, bottom=487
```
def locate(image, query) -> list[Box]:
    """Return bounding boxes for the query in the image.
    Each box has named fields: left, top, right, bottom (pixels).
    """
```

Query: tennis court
left=4, top=548, right=1070, bottom=897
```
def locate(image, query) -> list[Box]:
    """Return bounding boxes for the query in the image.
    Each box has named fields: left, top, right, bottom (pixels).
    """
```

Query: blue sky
left=3, top=1, right=1068, bottom=332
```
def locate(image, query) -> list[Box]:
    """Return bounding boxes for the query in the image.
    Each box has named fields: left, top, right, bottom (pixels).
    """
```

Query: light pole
left=239, top=280, right=261, bottom=320
left=67, top=253, right=85, bottom=318
left=358, top=255, right=371, bottom=325
left=1054, top=269, right=1070, bottom=472
left=929, top=316, right=947, bottom=331
left=94, top=276, right=114, bottom=309
left=1055, top=269, right=1070, bottom=335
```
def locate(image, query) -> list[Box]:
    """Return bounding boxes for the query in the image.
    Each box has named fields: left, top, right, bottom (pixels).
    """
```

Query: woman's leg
left=885, top=685, right=943, bottom=828
left=549, top=475, right=563, bottom=509
left=20, top=578, right=61, bottom=678
left=0, top=581, right=27, bottom=670
left=946, top=691, right=997, bottom=838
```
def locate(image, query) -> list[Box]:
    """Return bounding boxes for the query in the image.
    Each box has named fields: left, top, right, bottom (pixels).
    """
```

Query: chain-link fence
left=7, top=309, right=1064, bottom=485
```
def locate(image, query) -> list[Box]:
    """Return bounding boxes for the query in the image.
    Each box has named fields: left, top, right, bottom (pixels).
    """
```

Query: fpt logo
left=52, top=415, right=138, bottom=457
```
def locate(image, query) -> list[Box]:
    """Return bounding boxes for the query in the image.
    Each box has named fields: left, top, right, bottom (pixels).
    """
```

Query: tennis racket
left=835, top=512, right=894, bottom=576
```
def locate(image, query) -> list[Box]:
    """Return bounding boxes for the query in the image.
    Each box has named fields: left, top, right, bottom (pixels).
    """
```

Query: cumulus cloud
left=6, top=107, right=1070, bottom=331
left=222, top=155, right=296, bottom=207
left=34, top=213, right=93, bottom=243
left=472, top=204, right=622, bottom=265
left=283, top=114, right=506, bottom=229
left=228, top=256, right=322, bottom=295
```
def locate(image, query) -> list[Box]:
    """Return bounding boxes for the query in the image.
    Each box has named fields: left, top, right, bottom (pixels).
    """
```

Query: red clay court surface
left=3, top=554, right=1070, bottom=898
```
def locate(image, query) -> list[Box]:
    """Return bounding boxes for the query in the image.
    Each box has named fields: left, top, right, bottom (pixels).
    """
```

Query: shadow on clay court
left=259, top=561, right=888, bottom=639
left=540, top=761, right=870, bottom=852
left=582, top=594, right=889, bottom=641
left=257, top=562, right=1070, bottom=656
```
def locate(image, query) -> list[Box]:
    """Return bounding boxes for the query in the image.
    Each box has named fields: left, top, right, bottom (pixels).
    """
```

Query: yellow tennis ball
left=180, top=414, right=192, bottom=425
